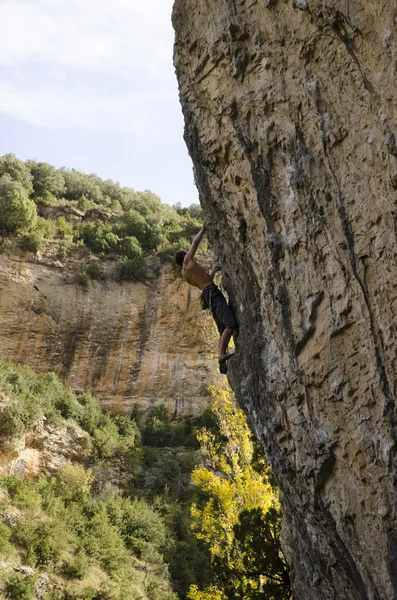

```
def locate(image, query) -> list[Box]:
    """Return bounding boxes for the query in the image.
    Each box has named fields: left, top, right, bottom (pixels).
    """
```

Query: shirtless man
left=174, top=224, right=238, bottom=374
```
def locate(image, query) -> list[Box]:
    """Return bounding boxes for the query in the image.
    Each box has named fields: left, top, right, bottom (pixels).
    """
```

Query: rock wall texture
left=173, top=1, right=397, bottom=598
left=0, top=409, right=90, bottom=478
left=0, top=250, right=218, bottom=417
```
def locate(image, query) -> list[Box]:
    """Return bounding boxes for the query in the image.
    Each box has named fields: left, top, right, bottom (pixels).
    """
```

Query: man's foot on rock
left=218, top=353, right=235, bottom=374
left=219, top=361, right=228, bottom=374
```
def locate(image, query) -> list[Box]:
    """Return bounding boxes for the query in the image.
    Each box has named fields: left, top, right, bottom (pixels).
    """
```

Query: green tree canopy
left=27, top=161, right=66, bottom=198
left=0, top=174, right=37, bottom=235
left=61, top=168, right=104, bottom=204
left=0, top=154, right=33, bottom=195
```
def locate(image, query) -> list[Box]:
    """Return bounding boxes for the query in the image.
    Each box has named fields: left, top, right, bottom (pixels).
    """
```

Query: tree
left=188, top=385, right=291, bottom=600
left=61, top=169, right=104, bottom=204
left=27, top=161, right=66, bottom=198
left=0, top=154, right=33, bottom=194
left=0, top=174, right=37, bottom=235
left=121, top=235, right=142, bottom=259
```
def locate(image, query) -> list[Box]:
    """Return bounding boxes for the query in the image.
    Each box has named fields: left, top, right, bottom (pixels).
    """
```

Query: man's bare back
left=182, top=260, right=214, bottom=290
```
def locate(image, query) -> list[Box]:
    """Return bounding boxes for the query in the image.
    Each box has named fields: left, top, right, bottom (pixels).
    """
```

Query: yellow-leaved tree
left=188, top=384, right=291, bottom=600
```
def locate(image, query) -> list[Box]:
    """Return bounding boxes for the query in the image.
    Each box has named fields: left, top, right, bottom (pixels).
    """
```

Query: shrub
left=27, top=161, right=66, bottom=198
left=91, top=419, right=120, bottom=459
left=36, top=215, right=57, bottom=239
left=77, top=194, right=96, bottom=212
left=0, top=522, right=11, bottom=554
left=62, top=550, right=90, bottom=580
left=76, top=392, right=103, bottom=435
left=61, top=169, right=104, bottom=204
left=0, top=361, right=86, bottom=436
left=116, top=256, right=147, bottom=282
left=82, top=510, right=129, bottom=572
left=65, top=588, right=97, bottom=600
left=121, top=235, right=142, bottom=259
left=75, top=271, right=88, bottom=287
left=0, top=174, right=37, bottom=235
left=121, top=209, right=163, bottom=251
left=14, top=519, right=64, bottom=566
left=58, top=464, right=94, bottom=498
left=2, top=477, right=42, bottom=510
left=0, top=154, right=33, bottom=194
left=76, top=221, right=115, bottom=254
left=5, top=573, right=36, bottom=600
left=0, top=401, right=26, bottom=441
left=86, top=261, right=104, bottom=280
left=56, top=216, right=74, bottom=242
left=106, top=496, right=168, bottom=552
left=113, top=415, right=141, bottom=452
left=19, top=230, right=44, bottom=253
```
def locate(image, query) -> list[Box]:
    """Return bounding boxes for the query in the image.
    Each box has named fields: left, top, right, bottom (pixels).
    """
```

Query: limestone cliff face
left=173, top=1, right=397, bottom=598
left=0, top=249, right=218, bottom=417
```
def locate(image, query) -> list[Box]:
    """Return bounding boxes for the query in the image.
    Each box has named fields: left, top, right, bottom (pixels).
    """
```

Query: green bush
left=81, top=509, right=129, bottom=573
left=141, top=405, right=202, bottom=449
left=19, top=230, right=44, bottom=253
left=27, top=161, right=66, bottom=198
left=0, top=362, right=83, bottom=437
left=14, top=519, right=65, bottom=566
left=0, top=401, right=26, bottom=441
left=0, top=154, right=33, bottom=194
left=63, top=550, right=90, bottom=580
left=116, top=256, right=147, bottom=281
left=56, top=216, right=74, bottom=243
left=75, top=271, right=88, bottom=287
left=76, top=392, right=103, bottom=435
left=2, top=476, right=42, bottom=510
left=76, top=221, right=115, bottom=254
left=121, top=235, right=142, bottom=259
left=106, top=496, right=168, bottom=553
left=86, top=261, right=104, bottom=280
left=5, top=573, right=36, bottom=600
left=0, top=522, right=11, bottom=554
left=61, top=169, right=104, bottom=204
left=0, top=174, right=37, bottom=235
left=65, top=588, right=97, bottom=600
left=92, top=416, right=121, bottom=459
left=36, top=215, right=57, bottom=239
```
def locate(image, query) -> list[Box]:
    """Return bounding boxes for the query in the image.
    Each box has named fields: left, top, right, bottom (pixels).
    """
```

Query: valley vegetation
left=0, top=361, right=290, bottom=600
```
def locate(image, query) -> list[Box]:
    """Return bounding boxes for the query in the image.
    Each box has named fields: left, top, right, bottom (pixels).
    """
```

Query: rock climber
left=174, top=224, right=238, bottom=374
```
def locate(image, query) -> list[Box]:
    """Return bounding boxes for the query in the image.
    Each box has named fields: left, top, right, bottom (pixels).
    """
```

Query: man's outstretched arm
left=183, top=224, right=206, bottom=265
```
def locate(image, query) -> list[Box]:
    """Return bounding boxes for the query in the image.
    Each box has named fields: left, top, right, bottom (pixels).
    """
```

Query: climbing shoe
left=218, top=353, right=235, bottom=374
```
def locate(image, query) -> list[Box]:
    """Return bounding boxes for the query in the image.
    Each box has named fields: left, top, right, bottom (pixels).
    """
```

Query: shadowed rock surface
left=173, top=1, right=397, bottom=598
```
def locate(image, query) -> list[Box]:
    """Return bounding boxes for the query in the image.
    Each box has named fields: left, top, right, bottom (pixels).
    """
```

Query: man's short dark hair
left=174, top=250, right=186, bottom=267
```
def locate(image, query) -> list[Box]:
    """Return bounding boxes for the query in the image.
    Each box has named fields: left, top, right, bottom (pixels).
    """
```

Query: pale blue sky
left=0, top=0, right=198, bottom=207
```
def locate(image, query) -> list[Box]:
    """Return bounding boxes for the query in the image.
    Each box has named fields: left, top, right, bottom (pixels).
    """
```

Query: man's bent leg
left=219, top=327, right=235, bottom=357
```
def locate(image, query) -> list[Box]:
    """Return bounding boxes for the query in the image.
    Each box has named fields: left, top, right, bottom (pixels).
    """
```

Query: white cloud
left=0, top=0, right=174, bottom=74
left=0, top=79, right=179, bottom=135
left=0, top=0, right=179, bottom=132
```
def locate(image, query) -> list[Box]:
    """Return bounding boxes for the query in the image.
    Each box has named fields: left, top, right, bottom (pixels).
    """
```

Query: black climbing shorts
left=202, top=285, right=238, bottom=335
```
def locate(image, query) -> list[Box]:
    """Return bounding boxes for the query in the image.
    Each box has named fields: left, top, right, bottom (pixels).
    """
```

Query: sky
left=0, top=0, right=198, bottom=207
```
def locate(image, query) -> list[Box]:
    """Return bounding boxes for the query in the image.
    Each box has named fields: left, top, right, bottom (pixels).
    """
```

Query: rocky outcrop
left=173, top=1, right=397, bottom=598
left=0, top=249, right=219, bottom=417
left=0, top=413, right=90, bottom=477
